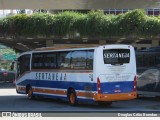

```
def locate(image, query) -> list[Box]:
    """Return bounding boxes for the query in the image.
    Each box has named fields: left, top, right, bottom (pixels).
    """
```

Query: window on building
left=147, top=9, right=154, bottom=15
left=115, top=9, right=122, bottom=15
left=154, top=9, right=160, bottom=16
left=104, top=9, right=110, bottom=14
left=122, top=9, right=129, bottom=13
left=110, top=9, right=116, bottom=15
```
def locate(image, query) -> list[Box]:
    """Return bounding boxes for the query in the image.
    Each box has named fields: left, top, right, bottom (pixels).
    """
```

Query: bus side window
left=57, top=52, right=71, bottom=69
left=86, top=50, right=94, bottom=69
left=32, top=53, right=44, bottom=69
left=18, top=54, right=30, bottom=76
left=44, top=53, right=56, bottom=69
left=71, top=50, right=87, bottom=69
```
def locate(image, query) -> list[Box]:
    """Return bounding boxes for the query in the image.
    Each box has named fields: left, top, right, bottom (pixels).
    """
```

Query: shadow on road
left=0, top=82, right=15, bottom=89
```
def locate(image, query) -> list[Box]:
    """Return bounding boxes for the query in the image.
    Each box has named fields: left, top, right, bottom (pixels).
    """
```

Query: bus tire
left=68, top=90, right=77, bottom=106
left=97, top=102, right=112, bottom=106
left=27, top=86, right=34, bottom=100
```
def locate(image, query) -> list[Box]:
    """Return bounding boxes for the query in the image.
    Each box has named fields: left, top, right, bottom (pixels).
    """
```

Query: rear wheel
left=27, top=86, right=34, bottom=100
left=68, top=90, right=77, bottom=106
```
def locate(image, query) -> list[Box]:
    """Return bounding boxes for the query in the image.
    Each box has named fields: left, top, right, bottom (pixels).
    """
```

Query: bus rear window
left=103, top=49, right=130, bottom=65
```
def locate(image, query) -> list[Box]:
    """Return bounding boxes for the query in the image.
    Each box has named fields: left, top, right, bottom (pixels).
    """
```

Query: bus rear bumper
left=94, top=92, right=137, bottom=102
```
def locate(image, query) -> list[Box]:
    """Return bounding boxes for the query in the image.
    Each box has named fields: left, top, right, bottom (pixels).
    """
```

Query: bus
left=136, top=47, right=160, bottom=97
left=15, top=44, right=137, bottom=106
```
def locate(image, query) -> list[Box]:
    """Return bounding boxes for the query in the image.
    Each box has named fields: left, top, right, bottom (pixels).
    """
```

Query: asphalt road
left=0, top=83, right=160, bottom=112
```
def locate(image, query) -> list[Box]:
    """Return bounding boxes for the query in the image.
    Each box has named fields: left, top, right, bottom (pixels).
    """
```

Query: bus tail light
left=133, top=76, right=137, bottom=91
left=97, top=77, right=102, bottom=94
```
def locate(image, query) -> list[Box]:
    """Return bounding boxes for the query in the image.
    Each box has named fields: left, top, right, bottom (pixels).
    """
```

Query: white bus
left=16, top=44, right=137, bottom=106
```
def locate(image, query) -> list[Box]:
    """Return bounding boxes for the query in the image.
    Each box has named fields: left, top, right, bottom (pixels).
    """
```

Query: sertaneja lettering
left=104, top=53, right=129, bottom=59
left=35, top=72, right=67, bottom=81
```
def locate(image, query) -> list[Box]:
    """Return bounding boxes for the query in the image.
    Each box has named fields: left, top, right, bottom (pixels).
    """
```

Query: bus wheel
left=27, top=86, right=34, bottom=100
left=68, top=91, right=77, bottom=106
left=98, top=102, right=112, bottom=106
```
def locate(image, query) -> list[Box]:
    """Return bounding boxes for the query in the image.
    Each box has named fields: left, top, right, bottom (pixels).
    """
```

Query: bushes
left=24, top=13, right=55, bottom=37
left=0, top=9, right=160, bottom=38
left=53, top=11, right=81, bottom=36
left=119, top=9, right=146, bottom=36
left=141, top=16, right=160, bottom=37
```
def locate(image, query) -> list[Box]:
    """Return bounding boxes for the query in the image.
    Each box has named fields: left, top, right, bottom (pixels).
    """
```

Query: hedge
left=0, top=9, right=160, bottom=38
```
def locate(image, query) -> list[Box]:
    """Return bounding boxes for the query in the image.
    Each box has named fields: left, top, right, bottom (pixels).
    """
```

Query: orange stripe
left=17, top=86, right=136, bottom=102
left=77, top=91, right=94, bottom=98
left=17, top=86, right=26, bottom=92
left=34, top=88, right=95, bottom=98
left=33, top=88, right=67, bottom=95
left=93, top=92, right=137, bottom=101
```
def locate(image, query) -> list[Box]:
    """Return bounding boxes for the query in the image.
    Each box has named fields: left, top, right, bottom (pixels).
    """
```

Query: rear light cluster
left=97, top=77, right=102, bottom=94
left=133, top=76, right=137, bottom=91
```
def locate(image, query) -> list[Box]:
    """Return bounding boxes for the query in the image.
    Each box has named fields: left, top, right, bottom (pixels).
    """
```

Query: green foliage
left=0, top=9, right=160, bottom=38
left=24, top=13, right=55, bottom=37
left=85, top=10, right=105, bottom=37
left=0, top=48, right=17, bottom=70
left=8, top=14, right=28, bottom=36
left=0, top=17, right=10, bottom=36
left=53, top=11, right=82, bottom=36
left=0, top=49, right=16, bottom=55
left=74, top=14, right=87, bottom=36
left=142, top=16, right=160, bottom=37
left=119, top=9, right=146, bottom=36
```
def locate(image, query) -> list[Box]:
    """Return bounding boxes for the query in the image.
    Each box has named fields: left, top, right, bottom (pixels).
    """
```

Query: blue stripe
left=17, top=79, right=134, bottom=94
left=101, top=81, right=134, bottom=94
left=17, top=79, right=97, bottom=91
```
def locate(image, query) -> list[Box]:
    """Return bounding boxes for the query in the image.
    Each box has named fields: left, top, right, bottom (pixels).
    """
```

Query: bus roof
left=17, top=44, right=133, bottom=58
left=34, top=45, right=98, bottom=51
left=17, top=45, right=97, bottom=58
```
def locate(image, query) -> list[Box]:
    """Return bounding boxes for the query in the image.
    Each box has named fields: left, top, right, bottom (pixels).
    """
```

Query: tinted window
left=44, top=53, right=56, bottom=69
left=17, top=54, right=30, bottom=76
left=103, top=49, right=130, bottom=64
left=32, top=50, right=94, bottom=70
left=57, top=50, right=94, bottom=70
left=86, top=50, right=94, bottom=69
left=32, top=53, right=43, bottom=69
left=32, top=52, right=56, bottom=69
left=71, top=51, right=87, bottom=69
left=57, top=52, right=71, bottom=69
